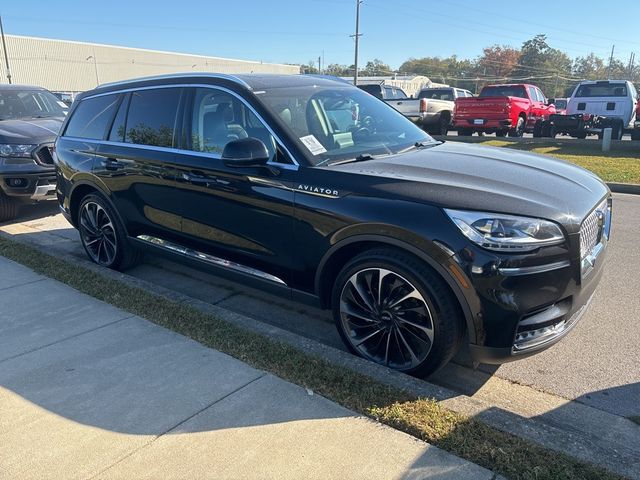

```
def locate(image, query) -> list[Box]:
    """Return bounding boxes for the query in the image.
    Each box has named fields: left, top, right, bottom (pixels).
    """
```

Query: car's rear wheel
left=331, top=248, right=463, bottom=377
left=435, top=113, right=450, bottom=136
left=78, top=193, right=141, bottom=270
left=495, top=130, right=507, bottom=137
left=509, top=116, right=525, bottom=137
left=0, top=191, right=19, bottom=223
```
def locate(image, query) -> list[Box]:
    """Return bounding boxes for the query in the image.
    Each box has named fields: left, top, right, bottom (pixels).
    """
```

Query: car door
left=535, top=87, right=554, bottom=119
left=167, top=86, right=296, bottom=287
left=94, top=87, right=187, bottom=242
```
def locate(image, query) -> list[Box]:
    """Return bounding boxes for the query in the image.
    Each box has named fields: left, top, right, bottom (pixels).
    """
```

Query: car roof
left=0, top=84, right=48, bottom=92
left=91, top=72, right=348, bottom=96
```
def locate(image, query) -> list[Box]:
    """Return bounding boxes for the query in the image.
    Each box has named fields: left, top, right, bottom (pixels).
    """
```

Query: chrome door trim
left=136, top=234, right=287, bottom=286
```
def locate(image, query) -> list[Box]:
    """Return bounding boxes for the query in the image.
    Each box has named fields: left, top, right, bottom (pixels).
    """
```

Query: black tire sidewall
left=331, top=249, right=462, bottom=377
left=0, top=191, right=19, bottom=223
left=78, top=193, right=131, bottom=270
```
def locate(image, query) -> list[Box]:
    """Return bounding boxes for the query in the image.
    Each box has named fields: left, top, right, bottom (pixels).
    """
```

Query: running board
left=136, top=235, right=287, bottom=286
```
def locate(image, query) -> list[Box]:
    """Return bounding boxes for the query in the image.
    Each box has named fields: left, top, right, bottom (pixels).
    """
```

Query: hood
left=0, top=117, right=64, bottom=145
left=330, top=141, right=608, bottom=234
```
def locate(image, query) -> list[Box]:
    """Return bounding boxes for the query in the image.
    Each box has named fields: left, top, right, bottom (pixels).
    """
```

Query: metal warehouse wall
left=0, top=35, right=300, bottom=92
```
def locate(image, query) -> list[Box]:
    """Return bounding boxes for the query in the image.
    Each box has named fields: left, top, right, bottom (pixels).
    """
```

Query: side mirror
left=547, top=98, right=555, bottom=106
left=222, top=137, right=270, bottom=168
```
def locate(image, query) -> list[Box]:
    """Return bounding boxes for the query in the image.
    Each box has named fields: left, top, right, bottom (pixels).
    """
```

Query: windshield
left=554, top=99, right=567, bottom=109
left=479, top=86, right=527, bottom=98
left=255, top=85, right=433, bottom=166
left=419, top=89, right=454, bottom=101
left=575, top=83, right=627, bottom=97
left=0, top=90, right=67, bottom=120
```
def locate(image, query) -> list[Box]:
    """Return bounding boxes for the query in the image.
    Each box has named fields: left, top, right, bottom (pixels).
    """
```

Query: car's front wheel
left=0, top=191, right=18, bottom=223
left=331, top=248, right=463, bottom=377
left=78, top=193, right=141, bottom=270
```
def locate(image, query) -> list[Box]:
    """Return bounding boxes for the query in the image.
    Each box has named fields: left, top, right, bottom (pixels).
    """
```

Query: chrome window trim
left=136, top=234, right=287, bottom=286
left=498, top=260, right=571, bottom=276
left=78, top=83, right=299, bottom=169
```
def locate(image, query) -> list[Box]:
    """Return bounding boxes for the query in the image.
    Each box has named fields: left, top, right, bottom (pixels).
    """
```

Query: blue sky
left=2, top=0, right=639, bottom=69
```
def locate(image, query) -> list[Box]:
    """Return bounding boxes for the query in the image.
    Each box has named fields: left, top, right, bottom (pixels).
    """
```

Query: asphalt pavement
left=2, top=192, right=639, bottom=420
left=0, top=256, right=496, bottom=480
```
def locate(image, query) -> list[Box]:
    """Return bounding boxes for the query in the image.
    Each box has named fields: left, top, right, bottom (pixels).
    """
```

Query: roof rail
left=97, top=72, right=251, bottom=90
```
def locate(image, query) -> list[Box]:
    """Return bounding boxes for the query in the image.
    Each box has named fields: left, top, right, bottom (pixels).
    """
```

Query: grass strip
left=449, top=138, right=640, bottom=184
left=0, top=236, right=625, bottom=480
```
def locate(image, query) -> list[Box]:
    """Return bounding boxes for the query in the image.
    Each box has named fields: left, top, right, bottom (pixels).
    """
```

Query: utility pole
left=318, top=56, right=321, bottom=74
left=351, top=0, right=363, bottom=85
left=606, top=45, right=615, bottom=79
left=0, top=15, right=12, bottom=84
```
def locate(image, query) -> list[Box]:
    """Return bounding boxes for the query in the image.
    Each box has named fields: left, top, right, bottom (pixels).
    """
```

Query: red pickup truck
left=453, top=84, right=556, bottom=137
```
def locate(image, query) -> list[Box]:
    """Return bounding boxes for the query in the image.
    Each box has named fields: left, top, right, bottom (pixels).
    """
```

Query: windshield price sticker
left=300, top=135, right=327, bottom=155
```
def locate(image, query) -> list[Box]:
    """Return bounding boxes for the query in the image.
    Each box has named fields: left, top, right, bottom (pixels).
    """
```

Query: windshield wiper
left=396, top=140, right=442, bottom=155
left=327, top=153, right=377, bottom=166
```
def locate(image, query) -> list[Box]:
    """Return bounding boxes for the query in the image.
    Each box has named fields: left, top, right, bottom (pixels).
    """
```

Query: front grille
left=33, top=145, right=54, bottom=166
left=579, top=200, right=607, bottom=259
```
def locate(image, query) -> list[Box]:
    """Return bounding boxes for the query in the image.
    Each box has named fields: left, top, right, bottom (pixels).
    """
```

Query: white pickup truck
left=357, top=84, right=473, bottom=135
left=541, top=80, right=639, bottom=140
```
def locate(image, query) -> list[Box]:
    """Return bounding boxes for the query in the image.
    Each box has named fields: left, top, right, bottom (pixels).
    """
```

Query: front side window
left=190, top=88, right=280, bottom=162
left=255, top=85, right=432, bottom=166
left=125, top=88, right=182, bottom=148
left=0, top=89, right=66, bottom=121
left=64, top=94, right=120, bottom=140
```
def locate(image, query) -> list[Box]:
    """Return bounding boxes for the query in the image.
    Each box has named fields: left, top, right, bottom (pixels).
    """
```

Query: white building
left=0, top=34, right=300, bottom=96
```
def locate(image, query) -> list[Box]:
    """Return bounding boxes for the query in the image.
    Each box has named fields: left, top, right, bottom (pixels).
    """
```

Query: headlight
left=444, top=209, right=565, bottom=252
left=0, top=144, right=36, bottom=158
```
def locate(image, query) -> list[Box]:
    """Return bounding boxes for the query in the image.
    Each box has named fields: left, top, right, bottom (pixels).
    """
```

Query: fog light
left=7, top=178, right=27, bottom=188
left=513, top=321, right=565, bottom=351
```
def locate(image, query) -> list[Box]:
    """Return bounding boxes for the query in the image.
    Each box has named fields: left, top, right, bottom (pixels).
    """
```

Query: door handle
left=183, top=172, right=215, bottom=184
left=104, top=158, right=126, bottom=171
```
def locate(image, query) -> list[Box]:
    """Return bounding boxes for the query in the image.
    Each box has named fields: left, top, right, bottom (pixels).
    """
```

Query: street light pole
left=0, top=15, right=12, bottom=84
left=86, top=55, right=99, bottom=86
left=352, top=0, right=363, bottom=85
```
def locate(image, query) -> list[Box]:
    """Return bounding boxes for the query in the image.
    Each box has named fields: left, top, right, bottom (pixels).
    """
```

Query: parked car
left=453, top=84, right=556, bottom=137
left=416, top=87, right=473, bottom=135
left=542, top=80, right=638, bottom=140
left=553, top=98, right=568, bottom=115
left=56, top=73, right=610, bottom=376
left=357, top=83, right=423, bottom=122
left=0, top=84, right=67, bottom=222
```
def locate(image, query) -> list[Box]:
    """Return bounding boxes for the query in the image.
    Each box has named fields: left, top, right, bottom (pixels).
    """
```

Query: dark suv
left=55, top=74, right=610, bottom=376
left=0, top=84, right=67, bottom=222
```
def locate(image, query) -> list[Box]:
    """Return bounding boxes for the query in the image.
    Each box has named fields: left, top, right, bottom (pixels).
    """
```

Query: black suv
left=0, top=84, right=67, bottom=222
left=55, top=74, right=610, bottom=376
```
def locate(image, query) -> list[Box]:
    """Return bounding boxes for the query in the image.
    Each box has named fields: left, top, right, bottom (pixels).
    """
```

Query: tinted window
left=480, top=86, right=528, bottom=98
left=554, top=99, right=567, bottom=109
left=65, top=94, right=121, bottom=140
left=125, top=88, right=182, bottom=148
left=109, top=93, right=129, bottom=142
left=575, top=83, right=627, bottom=97
left=358, top=84, right=383, bottom=100
left=419, top=89, right=454, bottom=101
left=190, top=88, right=283, bottom=162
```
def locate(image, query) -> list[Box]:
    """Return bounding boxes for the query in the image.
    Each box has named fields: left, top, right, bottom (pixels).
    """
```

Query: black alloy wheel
left=78, top=194, right=141, bottom=270
left=332, top=248, right=463, bottom=377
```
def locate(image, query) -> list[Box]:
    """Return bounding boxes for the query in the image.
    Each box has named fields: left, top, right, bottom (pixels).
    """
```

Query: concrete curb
left=1, top=230, right=639, bottom=479
left=607, top=182, right=640, bottom=195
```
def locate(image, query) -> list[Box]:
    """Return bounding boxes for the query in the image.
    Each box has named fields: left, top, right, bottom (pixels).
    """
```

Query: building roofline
left=5, top=33, right=298, bottom=69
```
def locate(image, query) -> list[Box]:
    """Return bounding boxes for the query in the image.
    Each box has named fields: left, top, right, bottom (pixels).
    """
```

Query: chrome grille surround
left=579, top=199, right=610, bottom=277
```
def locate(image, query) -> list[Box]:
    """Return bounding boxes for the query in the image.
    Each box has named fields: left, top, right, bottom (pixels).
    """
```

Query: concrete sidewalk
left=0, top=256, right=498, bottom=480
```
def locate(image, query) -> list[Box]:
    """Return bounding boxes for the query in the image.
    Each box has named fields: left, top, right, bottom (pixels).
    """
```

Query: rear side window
left=125, top=88, right=182, bottom=148
left=64, top=94, right=120, bottom=140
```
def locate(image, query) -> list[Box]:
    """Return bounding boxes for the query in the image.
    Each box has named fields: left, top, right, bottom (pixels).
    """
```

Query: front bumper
left=0, top=171, right=57, bottom=201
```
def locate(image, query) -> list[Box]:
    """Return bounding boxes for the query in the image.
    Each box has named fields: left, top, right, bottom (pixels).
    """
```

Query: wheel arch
left=68, top=180, right=126, bottom=235
left=315, top=234, right=478, bottom=344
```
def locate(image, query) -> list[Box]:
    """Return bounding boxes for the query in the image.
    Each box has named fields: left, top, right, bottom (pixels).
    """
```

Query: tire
left=331, top=248, right=464, bottom=377
left=495, top=130, right=507, bottom=137
left=508, top=116, right=525, bottom=137
left=78, top=193, right=141, bottom=270
left=0, top=191, right=19, bottom=223
left=632, top=129, right=640, bottom=141
left=575, top=132, right=587, bottom=139
left=612, top=120, right=624, bottom=141
left=459, top=128, right=473, bottom=136
left=533, top=121, right=543, bottom=138
left=436, top=113, right=450, bottom=136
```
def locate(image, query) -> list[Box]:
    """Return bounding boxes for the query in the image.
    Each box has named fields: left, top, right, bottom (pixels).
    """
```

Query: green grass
left=451, top=138, right=640, bottom=185
left=629, top=416, right=640, bottom=426
left=0, top=236, right=626, bottom=480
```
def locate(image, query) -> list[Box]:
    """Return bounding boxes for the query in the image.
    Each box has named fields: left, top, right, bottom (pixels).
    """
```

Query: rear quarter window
left=125, top=88, right=182, bottom=148
left=64, top=94, right=121, bottom=140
